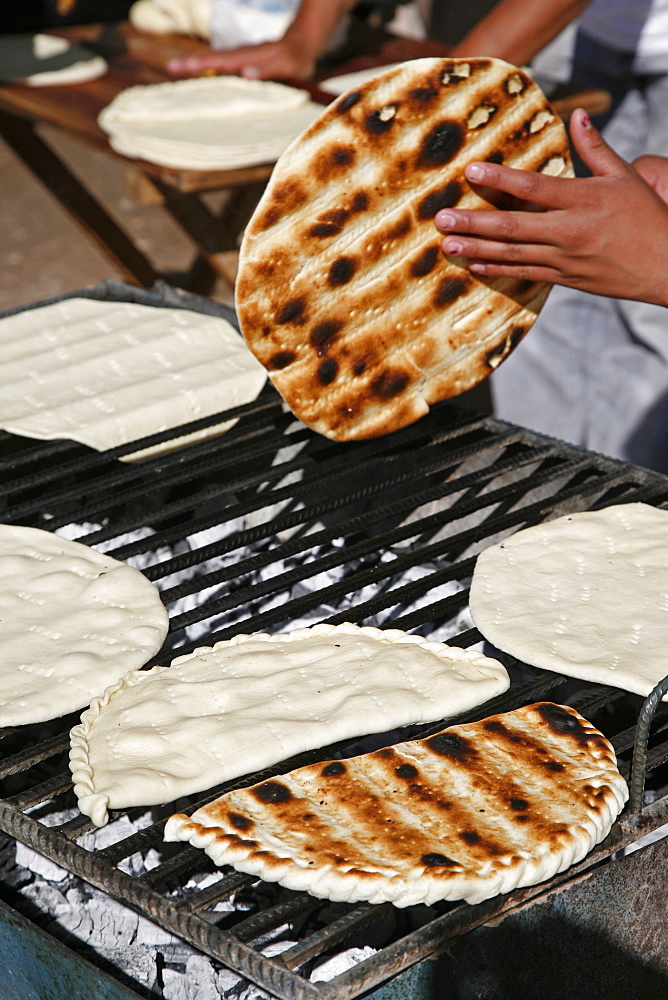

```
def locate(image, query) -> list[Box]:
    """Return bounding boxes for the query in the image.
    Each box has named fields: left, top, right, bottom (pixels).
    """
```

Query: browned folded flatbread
left=165, top=702, right=627, bottom=908
left=235, top=57, right=572, bottom=441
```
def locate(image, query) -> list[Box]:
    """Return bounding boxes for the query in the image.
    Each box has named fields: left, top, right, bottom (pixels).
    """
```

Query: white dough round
left=0, top=524, right=169, bottom=728
left=0, top=297, right=267, bottom=459
left=129, top=0, right=212, bottom=38
left=0, top=34, right=108, bottom=86
left=69, top=622, right=509, bottom=826
left=469, top=503, right=668, bottom=697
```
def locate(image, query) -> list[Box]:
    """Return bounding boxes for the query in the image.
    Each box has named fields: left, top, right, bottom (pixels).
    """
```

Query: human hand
left=167, top=37, right=317, bottom=81
left=633, top=154, right=668, bottom=206
left=435, top=108, right=668, bottom=306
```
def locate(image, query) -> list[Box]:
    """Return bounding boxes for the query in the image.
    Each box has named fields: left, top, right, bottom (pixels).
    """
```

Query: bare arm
left=449, top=0, right=591, bottom=66
left=434, top=109, right=668, bottom=306
left=166, top=0, right=589, bottom=85
left=167, top=0, right=357, bottom=79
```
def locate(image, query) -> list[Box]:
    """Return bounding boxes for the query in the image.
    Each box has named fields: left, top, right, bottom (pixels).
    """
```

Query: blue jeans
left=491, top=32, right=668, bottom=472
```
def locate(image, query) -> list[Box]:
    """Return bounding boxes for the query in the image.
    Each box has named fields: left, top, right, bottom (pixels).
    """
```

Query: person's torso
left=579, top=0, right=668, bottom=72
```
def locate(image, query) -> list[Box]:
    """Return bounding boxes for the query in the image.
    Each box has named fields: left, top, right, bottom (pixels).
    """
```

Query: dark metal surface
left=2, top=281, right=668, bottom=1000
left=0, top=896, right=144, bottom=1000
left=445, top=831, right=668, bottom=999
left=629, top=674, right=668, bottom=812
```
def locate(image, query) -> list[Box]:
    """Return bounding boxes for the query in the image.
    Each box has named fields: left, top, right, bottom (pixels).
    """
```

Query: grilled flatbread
left=165, top=702, right=627, bottom=908
left=0, top=524, right=168, bottom=727
left=470, top=503, right=668, bottom=698
left=236, top=57, right=572, bottom=441
left=70, top=622, right=509, bottom=827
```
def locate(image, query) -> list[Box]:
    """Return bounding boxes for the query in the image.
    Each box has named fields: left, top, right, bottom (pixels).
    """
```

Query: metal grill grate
left=2, top=282, right=668, bottom=999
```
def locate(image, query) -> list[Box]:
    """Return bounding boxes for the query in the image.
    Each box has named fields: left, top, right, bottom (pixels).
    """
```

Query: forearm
left=449, top=0, right=591, bottom=66
left=282, top=0, right=359, bottom=63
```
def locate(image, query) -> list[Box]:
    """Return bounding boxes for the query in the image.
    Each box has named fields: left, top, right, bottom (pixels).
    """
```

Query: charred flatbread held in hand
left=236, top=57, right=572, bottom=441
left=0, top=524, right=168, bottom=728
left=70, top=622, right=509, bottom=827
left=165, top=702, right=627, bottom=908
left=469, top=502, right=668, bottom=699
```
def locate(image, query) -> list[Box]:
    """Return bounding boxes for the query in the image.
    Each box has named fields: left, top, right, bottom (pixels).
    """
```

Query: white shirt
left=210, top=0, right=300, bottom=49
left=579, top=0, right=668, bottom=72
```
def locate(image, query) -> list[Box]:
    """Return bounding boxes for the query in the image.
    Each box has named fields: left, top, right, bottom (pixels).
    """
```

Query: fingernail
left=242, top=65, right=261, bottom=78
left=580, top=112, right=592, bottom=129
left=466, top=163, right=486, bottom=181
left=444, top=238, right=464, bottom=254
left=437, top=211, right=457, bottom=229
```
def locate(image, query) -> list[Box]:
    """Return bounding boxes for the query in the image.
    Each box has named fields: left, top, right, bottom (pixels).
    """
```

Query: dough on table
left=0, top=34, right=107, bottom=86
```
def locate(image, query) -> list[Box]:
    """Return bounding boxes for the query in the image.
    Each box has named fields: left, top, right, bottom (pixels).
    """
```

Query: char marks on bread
left=165, top=702, right=627, bottom=908
left=236, top=57, right=573, bottom=441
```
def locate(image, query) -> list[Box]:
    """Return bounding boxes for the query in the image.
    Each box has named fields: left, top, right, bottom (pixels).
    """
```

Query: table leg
left=0, top=108, right=158, bottom=289
left=151, top=178, right=267, bottom=295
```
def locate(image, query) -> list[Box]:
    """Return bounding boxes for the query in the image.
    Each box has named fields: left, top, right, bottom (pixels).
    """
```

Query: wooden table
left=0, top=23, right=292, bottom=293
left=0, top=21, right=611, bottom=296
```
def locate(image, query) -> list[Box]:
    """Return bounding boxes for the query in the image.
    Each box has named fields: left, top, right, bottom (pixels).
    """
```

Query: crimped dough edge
left=164, top=774, right=626, bottom=908
left=68, top=622, right=508, bottom=826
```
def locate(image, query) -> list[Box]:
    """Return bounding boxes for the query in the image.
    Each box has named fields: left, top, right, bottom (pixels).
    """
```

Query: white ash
left=14, top=805, right=385, bottom=998
left=183, top=526, right=469, bottom=644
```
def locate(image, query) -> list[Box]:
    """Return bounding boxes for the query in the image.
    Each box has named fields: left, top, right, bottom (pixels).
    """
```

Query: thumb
left=569, top=107, right=630, bottom=178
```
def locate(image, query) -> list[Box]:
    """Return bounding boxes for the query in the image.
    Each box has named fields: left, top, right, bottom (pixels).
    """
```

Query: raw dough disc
left=0, top=523, right=169, bottom=727
left=0, top=297, right=267, bottom=460
left=70, top=621, right=509, bottom=826
left=0, top=34, right=108, bottom=86
left=469, top=503, right=668, bottom=697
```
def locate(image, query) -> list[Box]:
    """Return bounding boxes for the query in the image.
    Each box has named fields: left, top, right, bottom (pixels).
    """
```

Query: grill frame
left=2, top=281, right=668, bottom=1000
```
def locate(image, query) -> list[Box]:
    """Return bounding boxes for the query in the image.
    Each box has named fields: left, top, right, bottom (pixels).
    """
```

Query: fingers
left=439, top=231, right=556, bottom=267
left=457, top=259, right=561, bottom=284
left=461, top=160, right=574, bottom=210
left=167, top=46, right=269, bottom=77
left=438, top=232, right=568, bottom=284
left=569, top=107, right=630, bottom=179
left=632, top=155, right=668, bottom=206
left=435, top=206, right=551, bottom=244
left=167, top=52, right=245, bottom=76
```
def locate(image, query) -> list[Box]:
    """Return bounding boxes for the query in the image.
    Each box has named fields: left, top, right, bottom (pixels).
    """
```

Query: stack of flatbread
left=165, top=701, right=628, bottom=907
left=98, top=76, right=323, bottom=170
left=319, top=65, right=404, bottom=96
left=0, top=297, right=267, bottom=460
left=235, top=57, right=573, bottom=440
